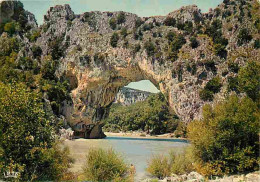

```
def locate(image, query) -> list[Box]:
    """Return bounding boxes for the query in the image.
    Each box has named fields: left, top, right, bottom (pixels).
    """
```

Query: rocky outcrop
left=143, top=171, right=260, bottom=182
left=3, top=0, right=259, bottom=138
left=0, top=0, right=37, bottom=28
left=114, top=87, right=153, bottom=106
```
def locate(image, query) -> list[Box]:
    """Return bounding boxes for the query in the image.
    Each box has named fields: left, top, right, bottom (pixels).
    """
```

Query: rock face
left=114, top=87, right=153, bottom=106
left=3, top=0, right=259, bottom=138
left=143, top=171, right=260, bottom=182
left=0, top=0, right=37, bottom=28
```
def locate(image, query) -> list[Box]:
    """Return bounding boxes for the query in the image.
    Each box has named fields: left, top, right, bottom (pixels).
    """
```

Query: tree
left=109, top=18, right=117, bottom=30
left=120, top=27, right=128, bottom=38
left=29, top=30, right=41, bottom=42
left=190, top=36, right=199, bottom=49
left=117, top=12, right=126, bottom=24
left=237, top=28, right=253, bottom=46
left=164, top=17, right=176, bottom=27
left=48, top=37, right=64, bottom=60
left=4, top=22, right=17, bottom=35
left=40, top=55, right=57, bottom=80
left=144, top=41, right=156, bottom=57
left=110, top=32, right=119, bottom=48
left=0, top=82, right=73, bottom=181
left=254, top=39, right=260, bottom=49
left=205, top=76, right=222, bottom=93
left=135, top=17, right=143, bottom=28
left=199, top=76, right=222, bottom=101
left=238, top=61, right=260, bottom=102
left=31, top=45, right=42, bottom=58
left=104, top=93, right=179, bottom=135
left=187, top=95, right=260, bottom=176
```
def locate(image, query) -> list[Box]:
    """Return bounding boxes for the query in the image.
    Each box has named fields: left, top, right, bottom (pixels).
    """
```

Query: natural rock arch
left=33, top=4, right=213, bottom=138
left=61, top=55, right=170, bottom=138
left=15, top=1, right=259, bottom=138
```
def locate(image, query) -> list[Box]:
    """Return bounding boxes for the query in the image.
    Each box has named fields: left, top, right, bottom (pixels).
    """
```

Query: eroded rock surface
left=3, top=0, right=259, bottom=138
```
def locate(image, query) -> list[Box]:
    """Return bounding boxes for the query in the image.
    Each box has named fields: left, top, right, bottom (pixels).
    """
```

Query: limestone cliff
left=1, top=0, right=259, bottom=138
left=114, top=87, right=153, bottom=106
left=0, top=0, right=37, bottom=28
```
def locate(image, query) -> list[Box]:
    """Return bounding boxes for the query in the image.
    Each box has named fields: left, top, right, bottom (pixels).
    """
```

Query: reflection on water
left=65, top=136, right=189, bottom=181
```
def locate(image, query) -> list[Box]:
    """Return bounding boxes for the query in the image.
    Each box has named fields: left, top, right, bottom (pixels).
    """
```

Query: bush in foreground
left=170, top=147, right=194, bottom=175
left=83, top=148, right=131, bottom=182
left=146, top=154, right=171, bottom=179
left=188, top=95, right=260, bottom=176
left=0, top=82, right=73, bottom=181
left=146, top=147, right=194, bottom=179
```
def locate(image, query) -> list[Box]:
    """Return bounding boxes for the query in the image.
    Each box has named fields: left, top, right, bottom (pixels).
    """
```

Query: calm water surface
left=65, top=136, right=189, bottom=181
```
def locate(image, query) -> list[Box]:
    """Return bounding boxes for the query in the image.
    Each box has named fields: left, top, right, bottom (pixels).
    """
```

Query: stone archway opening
left=61, top=62, right=169, bottom=139
left=103, top=79, right=166, bottom=134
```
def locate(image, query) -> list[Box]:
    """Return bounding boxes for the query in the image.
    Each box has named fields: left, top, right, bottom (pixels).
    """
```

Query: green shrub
left=183, top=21, right=193, bottom=33
left=176, top=21, right=185, bottom=30
left=0, top=82, right=73, bottom=181
left=48, top=37, right=64, bottom=60
left=135, top=17, right=144, bottom=28
left=188, top=95, right=260, bottom=176
left=31, top=45, right=42, bottom=58
left=40, top=56, right=57, bottom=80
left=109, top=18, right=117, bottom=30
left=110, top=32, right=119, bottom=47
left=83, top=12, right=97, bottom=29
left=164, top=17, right=176, bottom=26
left=190, top=36, right=199, bottom=49
left=142, top=23, right=153, bottom=31
left=199, top=89, right=214, bottom=101
left=167, top=34, right=186, bottom=61
left=228, top=61, right=239, bottom=73
left=214, top=43, right=227, bottom=58
left=170, top=34, right=186, bottom=52
left=120, top=27, right=128, bottom=38
left=203, top=59, right=216, bottom=72
left=173, top=122, right=187, bottom=138
left=238, top=60, right=260, bottom=101
left=237, top=28, right=252, bottom=46
left=4, top=22, right=17, bottom=35
left=117, top=12, right=126, bottom=24
left=227, top=76, right=239, bottom=93
left=147, top=154, right=171, bottom=179
left=29, top=30, right=41, bottom=42
left=205, top=76, right=222, bottom=93
left=254, top=39, right=260, bottom=49
left=170, top=147, right=194, bottom=175
left=83, top=148, right=130, bottom=182
left=17, top=56, right=34, bottom=70
left=166, top=31, right=176, bottom=42
left=0, top=36, right=20, bottom=57
left=133, top=43, right=141, bottom=54
left=144, top=41, right=156, bottom=57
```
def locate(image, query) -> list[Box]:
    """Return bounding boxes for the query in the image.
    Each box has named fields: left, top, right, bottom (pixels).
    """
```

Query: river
left=64, top=136, right=189, bottom=181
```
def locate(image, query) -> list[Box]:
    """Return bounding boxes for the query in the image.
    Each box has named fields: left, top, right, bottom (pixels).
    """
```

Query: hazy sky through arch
left=20, top=0, right=223, bottom=93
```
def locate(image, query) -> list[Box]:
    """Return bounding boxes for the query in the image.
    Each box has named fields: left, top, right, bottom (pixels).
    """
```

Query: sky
left=20, top=0, right=223, bottom=93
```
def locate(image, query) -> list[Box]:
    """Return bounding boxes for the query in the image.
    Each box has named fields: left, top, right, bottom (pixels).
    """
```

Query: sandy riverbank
left=104, top=131, right=187, bottom=140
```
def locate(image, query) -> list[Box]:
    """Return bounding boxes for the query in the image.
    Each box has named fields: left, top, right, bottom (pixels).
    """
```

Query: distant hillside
left=114, top=87, right=153, bottom=106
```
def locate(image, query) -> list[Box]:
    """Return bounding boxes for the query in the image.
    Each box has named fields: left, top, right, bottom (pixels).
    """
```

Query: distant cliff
left=114, top=87, right=153, bottom=106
